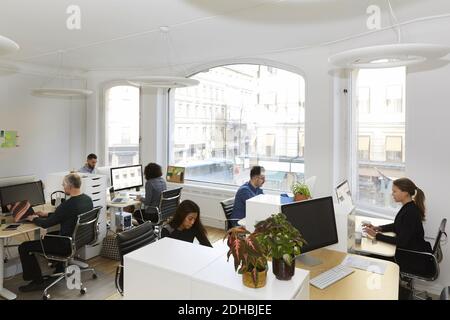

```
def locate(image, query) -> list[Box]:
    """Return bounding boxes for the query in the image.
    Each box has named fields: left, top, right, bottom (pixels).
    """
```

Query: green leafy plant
left=291, top=182, right=311, bottom=198
left=224, top=226, right=268, bottom=286
left=254, top=213, right=306, bottom=266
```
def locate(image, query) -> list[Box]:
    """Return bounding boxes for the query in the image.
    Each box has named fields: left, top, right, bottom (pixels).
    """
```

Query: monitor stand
left=296, top=253, right=322, bottom=267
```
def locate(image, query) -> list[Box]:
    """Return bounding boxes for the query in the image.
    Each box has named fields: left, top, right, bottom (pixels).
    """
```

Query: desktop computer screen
left=0, top=181, right=46, bottom=212
left=110, top=165, right=143, bottom=192
left=281, top=196, right=338, bottom=255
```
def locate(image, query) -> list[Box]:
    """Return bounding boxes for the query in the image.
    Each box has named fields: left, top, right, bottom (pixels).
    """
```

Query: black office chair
left=34, top=206, right=102, bottom=300
left=138, top=187, right=182, bottom=238
left=220, top=197, right=241, bottom=230
left=395, top=218, right=447, bottom=300
left=115, top=221, right=157, bottom=295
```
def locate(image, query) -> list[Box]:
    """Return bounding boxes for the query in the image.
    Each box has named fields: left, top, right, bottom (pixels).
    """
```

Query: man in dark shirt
left=18, top=173, right=93, bottom=292
left=229, top=166, right=265, bottom=227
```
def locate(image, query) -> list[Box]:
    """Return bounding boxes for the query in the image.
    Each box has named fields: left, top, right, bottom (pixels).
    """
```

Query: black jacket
left=161, top=224, right=212, bottom=247
left=376, top=201, right=432, bottom=252
left=33, top=194, right=94, bottom=236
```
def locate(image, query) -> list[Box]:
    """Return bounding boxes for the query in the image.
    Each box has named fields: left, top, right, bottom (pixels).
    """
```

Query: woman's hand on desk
left=363, top=227, right=378, bottom=238
left=362, top=223, right=381, bottom=232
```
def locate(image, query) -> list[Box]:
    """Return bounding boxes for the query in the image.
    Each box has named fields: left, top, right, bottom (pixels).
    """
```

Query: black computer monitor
left=0, top=181, right=45, bottom=212
left=110, top=164, right=143, bottom=192
left=281, top=196, right=338, bottom=266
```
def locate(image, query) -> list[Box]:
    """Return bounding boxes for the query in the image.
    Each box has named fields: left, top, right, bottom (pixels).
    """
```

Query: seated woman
left=135, top=162, right=167, bottom=224
left=161, top=200, right=212, bottom=247
left=363, top=177, right=431, bottom=253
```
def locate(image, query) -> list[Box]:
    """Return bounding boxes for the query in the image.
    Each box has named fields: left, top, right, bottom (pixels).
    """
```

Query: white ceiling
left=1, top=0, right=449, bottom=71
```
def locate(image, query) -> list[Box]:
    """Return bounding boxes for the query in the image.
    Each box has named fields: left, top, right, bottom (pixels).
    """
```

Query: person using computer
left=161, top=200, right=212, bottom=247
left=17, top=173, right=94, bottom=292
left=363, top=177, right=432, bottom=253
left=134, top=162, right=167, bottom=223
left=229, top=166, right=265, bottom=227
left=79, top=153, right=98, bottom=174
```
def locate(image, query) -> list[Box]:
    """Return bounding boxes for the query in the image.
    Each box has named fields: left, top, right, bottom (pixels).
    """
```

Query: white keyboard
left=310, top=264, right=354, bottom=289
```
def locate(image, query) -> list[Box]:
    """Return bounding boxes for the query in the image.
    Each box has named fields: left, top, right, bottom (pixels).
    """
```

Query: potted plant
left=292, top=182, right=311, bottom=202
left=254, top=213, right=306, bottom=280
left=225, top=226, right=268, bottom=288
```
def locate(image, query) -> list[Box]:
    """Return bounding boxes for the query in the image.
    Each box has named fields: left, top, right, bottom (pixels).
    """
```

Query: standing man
left=79, top=153, right=98, bottom=174
left=230, top=166, right=265, bottom=227
left=18, top=173, right=94, bottom=292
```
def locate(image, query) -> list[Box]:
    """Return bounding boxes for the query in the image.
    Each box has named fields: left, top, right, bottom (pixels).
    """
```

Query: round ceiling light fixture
left=329, top=43, right=450, bottom=69
left=0, top=35, right=20, bottom=56
left=127, top=76, right=200, bottom=88
left=31, top=88, right=93, bottom=98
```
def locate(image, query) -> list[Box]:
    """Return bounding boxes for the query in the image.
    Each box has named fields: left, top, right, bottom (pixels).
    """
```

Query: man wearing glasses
left=230, top=166, right=265, bottom=227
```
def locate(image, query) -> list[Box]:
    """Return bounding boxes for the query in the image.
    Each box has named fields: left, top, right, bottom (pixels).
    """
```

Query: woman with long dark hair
left=161, top=200, right=212, bottom=247
left=364, top=177, right=431, bottom=252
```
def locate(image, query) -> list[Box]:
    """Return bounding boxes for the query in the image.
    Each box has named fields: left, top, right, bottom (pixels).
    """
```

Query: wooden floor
left=3, top=226, right=226, bottom=300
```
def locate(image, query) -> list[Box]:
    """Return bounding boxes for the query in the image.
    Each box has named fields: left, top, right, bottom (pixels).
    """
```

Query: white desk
left=191, top=255, right=309, bottom=300
left=124, top=238, right=310, bottom=300
left=352, top=215, right=396, bottom=257
left=124, top=238, right=225, bottom=300
left=0, top=221, right=41, bottom=300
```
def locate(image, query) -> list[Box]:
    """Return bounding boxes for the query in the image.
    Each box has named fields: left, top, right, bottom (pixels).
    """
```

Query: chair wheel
left=92, top=273, right=98, bottom=279
left=80, top=287, right=87, bottom=294
left=43, top=293, right=50, bottom=300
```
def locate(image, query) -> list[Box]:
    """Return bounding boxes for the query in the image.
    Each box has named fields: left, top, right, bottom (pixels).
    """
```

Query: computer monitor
left=281, top=196, right=338, bottom=266
left=0, top=181, right=46, bottom=213
left=110, top=165, right=143, bottom=192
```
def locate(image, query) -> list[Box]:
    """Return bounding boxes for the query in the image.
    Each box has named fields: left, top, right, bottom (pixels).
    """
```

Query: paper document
left=341, top=255, right=387, bottom=275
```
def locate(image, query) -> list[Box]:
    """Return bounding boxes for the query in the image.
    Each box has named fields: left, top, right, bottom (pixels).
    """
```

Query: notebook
left=6, top=200, right=35, bottom=223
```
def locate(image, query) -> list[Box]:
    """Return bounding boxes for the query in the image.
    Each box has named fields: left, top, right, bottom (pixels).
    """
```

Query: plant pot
left=294, top=194, right=309, bottom=202
left=242, top=269, right=267, bottom=288
left=272, top=258, right=295, bottom=280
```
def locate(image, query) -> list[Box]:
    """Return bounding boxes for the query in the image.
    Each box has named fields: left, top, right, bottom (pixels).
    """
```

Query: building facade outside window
left=170, top=64, right=306, bottom=191
left=105, top=85, right=140, bottom=167
left=353, top=67, right=406, bottom=210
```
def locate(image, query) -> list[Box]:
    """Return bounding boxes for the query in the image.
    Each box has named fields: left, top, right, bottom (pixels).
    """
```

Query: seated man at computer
left=229, top=166, right=265, bottom=228
left=79, top=153, right=98, bottom=174
left=17, top=173, right=93, bottom=292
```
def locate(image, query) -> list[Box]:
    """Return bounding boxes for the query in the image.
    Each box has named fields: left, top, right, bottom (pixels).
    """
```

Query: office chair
left=138, top=187, right=182, bottom=238
left=219, top=197, right=240, bottom=230
left=395, top=218, right=447, bottom=300
left=115, top=221, right=157, bottom=295
left=441, top=286, right=450, bottom=300
left=33, top=207, right=102, bottom=300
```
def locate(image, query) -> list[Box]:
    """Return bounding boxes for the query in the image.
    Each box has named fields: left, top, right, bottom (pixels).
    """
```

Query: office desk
left=352, top=216, right=396, bottom=257
left=296, top=248, right=399, bottom=300
left=0, top=222, right=41, bottom=300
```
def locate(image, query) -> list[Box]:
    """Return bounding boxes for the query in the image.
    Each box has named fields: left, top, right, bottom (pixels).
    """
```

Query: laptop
left=6, top=200, right=35, bottom=223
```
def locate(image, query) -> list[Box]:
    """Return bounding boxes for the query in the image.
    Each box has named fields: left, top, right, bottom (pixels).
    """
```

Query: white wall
left=0, top=71, right=86, bottom=181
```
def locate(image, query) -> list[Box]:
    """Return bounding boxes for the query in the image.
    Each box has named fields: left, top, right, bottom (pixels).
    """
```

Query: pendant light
left=127, top=26, right=199, bottom=88
left=31, top=50, right=93, bottom=98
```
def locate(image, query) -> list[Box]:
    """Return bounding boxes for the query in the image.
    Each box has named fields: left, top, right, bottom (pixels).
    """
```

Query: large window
left=353, top=67, right=406, bottom=209
left=170, top=64, right=306, bottom=191
left=105, top=85, right=140, bottom=166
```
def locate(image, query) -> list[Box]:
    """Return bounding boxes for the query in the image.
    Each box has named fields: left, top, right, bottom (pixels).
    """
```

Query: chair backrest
left=116, top=221, right=157, bottom=258
left=433, top=218, right=447, bottom=263
left=220, top=197, right=234, bottom=229
left=158, top=187, right=182, bottom=222
left=73, top=206, right=102, bottom=251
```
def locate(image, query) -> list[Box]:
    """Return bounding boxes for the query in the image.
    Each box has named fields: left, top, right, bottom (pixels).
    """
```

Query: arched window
left=105, top=85, right=140, bottom=166
left=170, top=64, right=305, bottom=191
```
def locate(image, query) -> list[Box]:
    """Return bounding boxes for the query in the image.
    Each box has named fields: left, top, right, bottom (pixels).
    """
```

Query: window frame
left=102, top=82, right=142, bottom=167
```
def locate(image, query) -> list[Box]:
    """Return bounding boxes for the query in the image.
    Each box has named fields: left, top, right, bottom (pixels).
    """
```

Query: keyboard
left=310, top=264, right=354, bottom=289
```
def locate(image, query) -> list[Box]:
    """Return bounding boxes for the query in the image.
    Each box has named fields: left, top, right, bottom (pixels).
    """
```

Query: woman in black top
left=364, top=178, right=432, bottom=253
left=161, top=200, right=212, bottom=247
